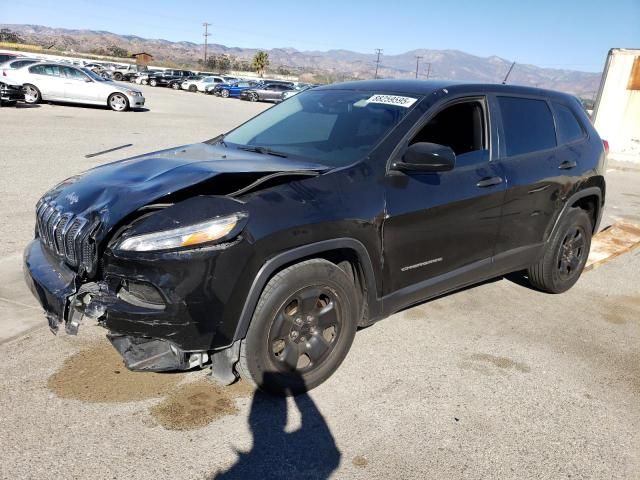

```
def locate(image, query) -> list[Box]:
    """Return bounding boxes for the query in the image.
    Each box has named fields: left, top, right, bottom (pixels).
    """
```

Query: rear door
left=491, top=95, right=564, bottom=266
left=29, top=64, right=65, bottom=99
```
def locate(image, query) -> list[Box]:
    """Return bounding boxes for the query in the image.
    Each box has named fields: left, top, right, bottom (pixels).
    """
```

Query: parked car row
left=0, top=54, right=145, bottom=111
left=104, top=63, right=315, bottom=103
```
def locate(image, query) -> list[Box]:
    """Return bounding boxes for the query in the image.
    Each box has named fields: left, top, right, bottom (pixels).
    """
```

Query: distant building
left=131, top=52, right=153, bottom=66
left=593, top=48, right=640, bottom=164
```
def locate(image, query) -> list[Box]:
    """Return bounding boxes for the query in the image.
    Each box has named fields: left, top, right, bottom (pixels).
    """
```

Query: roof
left=130, top=52, right=153, bottom=58
left=317, top=79, right=571, bottom=99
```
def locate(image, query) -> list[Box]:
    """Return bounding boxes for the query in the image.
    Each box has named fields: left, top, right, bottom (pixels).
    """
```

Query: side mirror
left=392, top=142, right=456, bottom=173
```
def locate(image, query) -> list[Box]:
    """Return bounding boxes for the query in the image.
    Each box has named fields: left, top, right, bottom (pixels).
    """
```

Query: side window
left=553, top=102, right=585, bottom=144
left=410, top=100, right=486, bottom=156
left=498, top=96, right=556, bottom=156
left=29, top=65, right=45, bottom=75
left=41, top=65, right=61, bottom=76
left=62, top=67, right=88, bottom=80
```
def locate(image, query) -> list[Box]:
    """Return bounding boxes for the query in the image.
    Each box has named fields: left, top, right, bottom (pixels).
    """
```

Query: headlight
left=117, top=213, right=246, bottom=252
left=124, top=89, right=140, bottom=97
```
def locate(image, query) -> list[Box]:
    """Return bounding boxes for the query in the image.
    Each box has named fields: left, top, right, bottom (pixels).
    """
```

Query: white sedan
left=7, top=62, right=145, bottom=111
left=182, top=75, right=226, bottom=93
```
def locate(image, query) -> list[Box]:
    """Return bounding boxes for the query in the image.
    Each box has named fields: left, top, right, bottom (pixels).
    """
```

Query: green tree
left=252, top=51, right=269, bottom=78
left=0, top=28, right=25, bottom=44
left=106, top=44, right=128, bottom=58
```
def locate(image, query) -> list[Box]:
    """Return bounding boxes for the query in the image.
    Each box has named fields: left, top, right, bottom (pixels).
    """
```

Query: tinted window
left=498, top=96, right=556, bottom=156
left=62, top=66, right=88, bottom=80
left=30, top=64, right=61, bottom=76
left=553, top=102, right=585, bottom=144
left=11, top=60, right=38, bottom=69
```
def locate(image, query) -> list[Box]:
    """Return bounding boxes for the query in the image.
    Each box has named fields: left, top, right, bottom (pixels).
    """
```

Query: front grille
left=35, top=199, right=97, bottom=274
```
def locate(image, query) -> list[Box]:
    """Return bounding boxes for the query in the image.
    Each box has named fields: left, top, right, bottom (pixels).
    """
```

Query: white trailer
left=592, top=48, right=640, bottom=164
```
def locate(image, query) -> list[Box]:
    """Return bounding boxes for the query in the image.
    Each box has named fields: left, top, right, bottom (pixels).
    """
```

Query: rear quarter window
left=553, top=102, right=586, bottom=144
left=498, top=96, right=557, bottom=156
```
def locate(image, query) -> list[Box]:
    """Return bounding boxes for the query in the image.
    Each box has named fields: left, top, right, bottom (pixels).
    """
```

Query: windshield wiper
left=238, top=145, right=288, bottom=158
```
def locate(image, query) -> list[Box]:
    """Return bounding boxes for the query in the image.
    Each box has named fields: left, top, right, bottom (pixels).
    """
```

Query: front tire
left=188, top=85, right=197, bottom=92
left=237, top=259, right=358, bottom=396
left=527, top=207, right=592, bottom=293
left=221, top=89, right=230, bottom=98
left=249, top=92, right=259, bottom=102
left=108, top=93, right=129, bottom=112
left=23, top=84, right=41, bottom=104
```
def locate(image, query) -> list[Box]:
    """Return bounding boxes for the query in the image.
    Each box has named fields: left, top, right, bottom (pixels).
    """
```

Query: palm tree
left=252, top=51, right=269, bottom=78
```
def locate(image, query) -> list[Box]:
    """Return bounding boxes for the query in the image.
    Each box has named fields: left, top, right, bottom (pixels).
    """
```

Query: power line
left=374, top=48, right=383, bottom=79
left=414, top=55, right=423, bottom=79
left=202, top=22, right=211, bottom=64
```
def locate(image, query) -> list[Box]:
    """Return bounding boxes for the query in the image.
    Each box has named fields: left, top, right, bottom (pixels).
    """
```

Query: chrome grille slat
left=35, top=199, right=97, bottom=274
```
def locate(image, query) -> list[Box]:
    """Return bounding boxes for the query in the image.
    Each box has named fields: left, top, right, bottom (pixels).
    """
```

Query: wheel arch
left=232, top=238, right=380, bottom=342
left=547, top=185, right=604, bottom=241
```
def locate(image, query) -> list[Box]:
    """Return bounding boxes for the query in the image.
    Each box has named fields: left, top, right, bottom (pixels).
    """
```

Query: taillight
left=603, top=139, right=609, bottom=156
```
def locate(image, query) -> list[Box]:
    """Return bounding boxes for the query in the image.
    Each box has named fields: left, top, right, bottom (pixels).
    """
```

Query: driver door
left=61, top=66, right=98, bottom=102
left=382, top=96, right=506, bottom=308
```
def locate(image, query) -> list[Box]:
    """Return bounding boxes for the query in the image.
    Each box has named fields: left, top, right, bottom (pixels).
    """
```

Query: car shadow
left=13, top=103, right=41, bottom=109
left=41, top=101, right=149, bottom=112
left=212, top=372, right=341, bottom=479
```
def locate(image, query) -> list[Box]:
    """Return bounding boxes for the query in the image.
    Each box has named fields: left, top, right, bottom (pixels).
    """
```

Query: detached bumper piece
left=108, top=334, right=208, bottom=372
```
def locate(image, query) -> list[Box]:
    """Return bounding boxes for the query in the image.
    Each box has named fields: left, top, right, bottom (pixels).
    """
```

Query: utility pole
left=414, top=55, right=423, bottom=79
left=202, top=22, right=211, bottom=64
left=502, top=61, right=516, bottom=84
left=425, top=62, right=431, bottom=79
left=374, top=48, right=383, bottom=79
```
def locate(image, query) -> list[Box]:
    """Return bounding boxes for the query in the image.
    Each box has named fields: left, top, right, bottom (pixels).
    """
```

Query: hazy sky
left=5, top=0, right=639, bottom=72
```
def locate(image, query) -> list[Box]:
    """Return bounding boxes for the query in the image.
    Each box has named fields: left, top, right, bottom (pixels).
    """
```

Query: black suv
left=24, top=80, right=606, bottom=395
left=147, top=70, right=194, bottom=87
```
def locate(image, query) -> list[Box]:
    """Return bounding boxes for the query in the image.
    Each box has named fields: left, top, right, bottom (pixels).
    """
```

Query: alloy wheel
left=109, top=94, right=128, bottom=112
left=268, top=286, right=342, bottom=373
left=24, top=86, right=39, bottom=103
left=557, top=226, right=586, bottom=280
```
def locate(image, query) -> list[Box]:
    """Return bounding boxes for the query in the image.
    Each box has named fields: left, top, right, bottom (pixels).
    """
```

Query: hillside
left=1, top=24, right=601, bottom=95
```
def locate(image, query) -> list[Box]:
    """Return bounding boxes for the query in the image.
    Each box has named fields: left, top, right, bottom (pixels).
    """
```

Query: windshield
left=224, top=89, right=419, bottom=166
left=82, top=68, right=108, bottom=82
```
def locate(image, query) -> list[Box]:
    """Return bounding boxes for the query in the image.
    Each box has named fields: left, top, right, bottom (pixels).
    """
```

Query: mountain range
left=1, top=24, right=602, bottom=96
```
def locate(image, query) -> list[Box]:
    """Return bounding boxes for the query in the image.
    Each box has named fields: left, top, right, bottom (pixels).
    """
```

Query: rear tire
left=149, top=79, right=157, bottom=87
left=237, top=259, right=358, bottom=396
left=188, top=85, right=197, bottom=92
left=23, top=84, right=41, bottom=104
left=112, top=72, right=123, bottom=81
left=527, top=207, right=592, bottom=293
left=172, top=82, right=180, bottom=90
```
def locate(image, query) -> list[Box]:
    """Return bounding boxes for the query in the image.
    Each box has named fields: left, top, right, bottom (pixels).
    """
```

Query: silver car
left=7, top=62, right=145, bottom=111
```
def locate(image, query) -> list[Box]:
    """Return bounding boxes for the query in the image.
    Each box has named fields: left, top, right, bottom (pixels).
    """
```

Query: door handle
left=558, top=160, right=577, bottom=170
left=476, top=176, right=503, bottom=188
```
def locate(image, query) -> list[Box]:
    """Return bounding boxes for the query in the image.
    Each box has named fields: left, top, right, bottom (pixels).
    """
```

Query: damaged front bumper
left=23, top=239, right=220, bottom=372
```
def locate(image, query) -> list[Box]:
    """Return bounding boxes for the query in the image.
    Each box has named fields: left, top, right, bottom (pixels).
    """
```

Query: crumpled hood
left=40, top=142, right=328, bottom=241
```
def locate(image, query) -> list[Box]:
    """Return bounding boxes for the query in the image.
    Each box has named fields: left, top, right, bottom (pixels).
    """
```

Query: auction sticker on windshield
left=366, top=94, right=418, bottom=108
